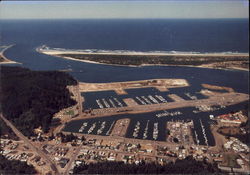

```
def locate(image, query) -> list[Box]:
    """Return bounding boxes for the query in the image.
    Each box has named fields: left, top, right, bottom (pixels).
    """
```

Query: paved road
left=0, top=113, right=59, bottom=175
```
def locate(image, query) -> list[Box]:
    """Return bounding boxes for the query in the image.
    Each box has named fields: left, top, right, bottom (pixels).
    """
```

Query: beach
left=37, top=46, right=249, bottom=57
left=37, top=46, right=249, bottom=71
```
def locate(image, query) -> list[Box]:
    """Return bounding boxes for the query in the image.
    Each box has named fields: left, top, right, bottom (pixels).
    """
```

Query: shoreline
left=0, top=45, right=20, bottom=64
left=37, top=48, right=249, bottom=72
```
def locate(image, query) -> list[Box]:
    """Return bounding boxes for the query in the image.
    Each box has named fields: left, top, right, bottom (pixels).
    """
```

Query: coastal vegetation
left=0, top=66, right=77, bottom=136
left=58, top=53, right=249, bottom=70
left=73, top=156, right=220, bottom=174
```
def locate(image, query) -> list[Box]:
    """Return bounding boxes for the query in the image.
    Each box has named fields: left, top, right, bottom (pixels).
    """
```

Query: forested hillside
left=0, top=66, right=77, bottom=136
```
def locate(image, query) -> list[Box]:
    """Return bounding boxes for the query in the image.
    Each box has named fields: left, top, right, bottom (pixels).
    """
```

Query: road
left=63, top=144, right=83, bottom=175
left=0, top=113, right=59, bottom=175
left=76, top=83, right=83, bottom=115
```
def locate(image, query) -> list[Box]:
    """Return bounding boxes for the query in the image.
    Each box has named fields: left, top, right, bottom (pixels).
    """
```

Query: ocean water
left=1, top=19, right=249, bottom=53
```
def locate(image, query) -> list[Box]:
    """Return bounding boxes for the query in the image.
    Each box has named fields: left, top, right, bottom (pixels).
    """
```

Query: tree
left=0, top=66, right=77, bottom=136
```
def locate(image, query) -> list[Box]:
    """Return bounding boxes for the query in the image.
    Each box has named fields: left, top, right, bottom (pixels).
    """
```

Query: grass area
left=64, top=110, right=74, bottom=116
left=222, top=153, right=240, bottom=168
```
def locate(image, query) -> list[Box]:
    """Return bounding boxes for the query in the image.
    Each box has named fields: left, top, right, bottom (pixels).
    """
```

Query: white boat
left=141, top=96, right=152, bottom=104
left=155, top=95, right=167, bottom=103
left=113, top=98, right=123, bottom=107
left=135, top=96, right=146, bottom=105
left=109, top=99, right=116, bottom=108
left=102, top=99, right=110, bottom=108
left=96, top=99, right=104, bottom=109
left=148, top=95, right=159, bottom=104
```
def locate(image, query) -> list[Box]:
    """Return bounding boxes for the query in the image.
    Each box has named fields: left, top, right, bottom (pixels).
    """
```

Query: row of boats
left=156, top=110, right=182, bottom=118
left=132, top=121, right=159, bottom=140
left=143, top=120, right=149, bottom=139
left=193, top=105, right=226, bottom=113
left=78, top=119, right=209, bottom=146
left=96, top=98, right=124, bottom=109
left=199, top=119, right=208, bottom=146
left=193, top=119, right=209, bottom=146
left=95, top=95, right=168, bottom=109
left=132, top=121, right=141, bottom=138
left=79, top=122, right=88, bottom=132
left=184, top=93, right=198, bottom=100
left=135, top=95, right=167, bottom=105
left=78, top=121, right=110, bottom=135
left=97, top=121, right=106, bottom=135
left=87, top=122, right=96, bottom=134
left=194, top=130, right=200, bottom=145
left=153, top=123, right=159, bottom=140
left=94, top=93, right=206, bottom=109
